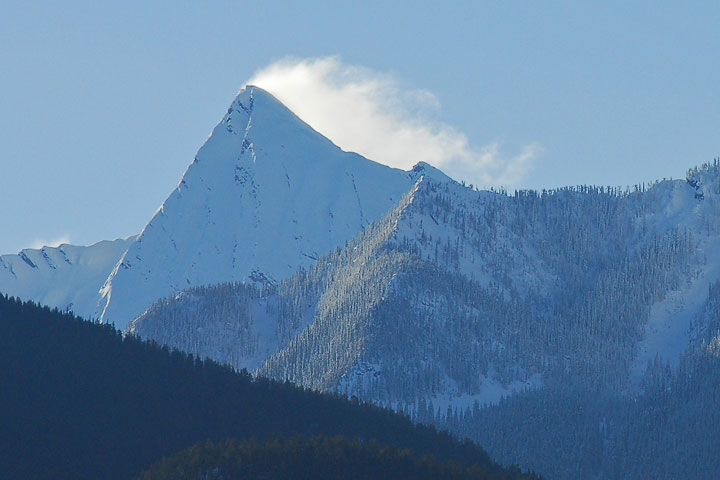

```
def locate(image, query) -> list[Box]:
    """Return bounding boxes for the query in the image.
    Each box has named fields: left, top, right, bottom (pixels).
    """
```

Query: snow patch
left=427, top=373, right=544, bottom=414
left=630, top=234, right=720, bottom=388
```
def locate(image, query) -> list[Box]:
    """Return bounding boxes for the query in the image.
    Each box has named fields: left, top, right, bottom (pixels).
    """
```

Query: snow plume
left=249, top=56, right=539, bottom=190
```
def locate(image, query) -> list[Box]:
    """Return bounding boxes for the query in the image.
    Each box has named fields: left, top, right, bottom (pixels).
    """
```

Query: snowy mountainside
left=133, top=162, right=715, bottom=399
left=129, top=161, right=720, bottom=479
left=100, top=85, right=416, bottom=330
left=261, top=173, right=703, bottom=399
left=130, top=282, right=278, bottom=371
left=628, top=163, right=720, bottom=384
left=130, top=183, right=423, bottom=377
left=0, top=237, right=135, bottom=319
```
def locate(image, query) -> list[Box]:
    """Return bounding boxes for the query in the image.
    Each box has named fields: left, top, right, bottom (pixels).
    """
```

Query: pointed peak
left=408, top=162, right=455, bottom=184
left=243, top=84, right=272, bottom=96
left=233, top=84, right=275, bottom=105
left=227, top=85, right=277, bottom=119
left=220, top=84, right=334, bottom=148
left=230, top=85, right=294, bottom=118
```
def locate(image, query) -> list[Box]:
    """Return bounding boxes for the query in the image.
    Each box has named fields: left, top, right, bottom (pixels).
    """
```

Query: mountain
left=98, top=86, right=417, bottom=330
left=5, top=80, right=719, bottom=478
left=1, top=86, right=421, bottom=329
left=133, top=168, right=710, bottom=396
left=130, top=160, right=720, bottom=479
left=0, top=294, right=538, bottom=480
left=0, top=237, right=134, bottom=319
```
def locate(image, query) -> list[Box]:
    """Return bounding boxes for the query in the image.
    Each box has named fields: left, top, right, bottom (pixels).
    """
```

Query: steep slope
left=0, top=237, right=134, bottom=319
left=99, top=86, right=415, bottom=330
left=128, top=182, right=424, bottom=374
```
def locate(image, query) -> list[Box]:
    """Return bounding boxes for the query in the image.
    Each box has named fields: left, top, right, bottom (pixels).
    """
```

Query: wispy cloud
left=29, top=236, right=71, bottom=250
left=249, top=56, right=540, bottom=189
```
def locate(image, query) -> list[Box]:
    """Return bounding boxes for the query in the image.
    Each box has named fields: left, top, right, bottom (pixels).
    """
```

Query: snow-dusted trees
left=130, top=163, right=720, bottom=479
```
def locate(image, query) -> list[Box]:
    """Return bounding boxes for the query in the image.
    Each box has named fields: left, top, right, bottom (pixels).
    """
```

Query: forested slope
left=0, top=294, right=537, bottom=480
left=129, top=161, right=720, bottom=479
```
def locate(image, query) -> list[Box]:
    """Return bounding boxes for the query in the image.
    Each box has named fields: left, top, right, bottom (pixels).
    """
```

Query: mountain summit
left=98, top=86, right=417, bottom=329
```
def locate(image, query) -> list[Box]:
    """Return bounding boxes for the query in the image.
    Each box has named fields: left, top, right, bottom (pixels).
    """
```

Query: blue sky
left=1, top=1, right=718, bottom=254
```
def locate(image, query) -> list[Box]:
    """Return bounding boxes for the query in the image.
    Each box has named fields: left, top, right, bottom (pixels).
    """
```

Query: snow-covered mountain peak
left=185, top=85, right=338, bottom=175
left=409, top=161, right=455, bottom=184
left=98, top=85, right=416, bottom=330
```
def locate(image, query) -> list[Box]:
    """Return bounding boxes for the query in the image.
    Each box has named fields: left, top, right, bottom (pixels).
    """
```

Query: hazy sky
left=1, top=1, right=718, bottom=254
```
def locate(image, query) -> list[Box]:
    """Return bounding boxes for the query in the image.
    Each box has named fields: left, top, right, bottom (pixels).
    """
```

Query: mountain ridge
left=0, top=236, right=135, bottom=319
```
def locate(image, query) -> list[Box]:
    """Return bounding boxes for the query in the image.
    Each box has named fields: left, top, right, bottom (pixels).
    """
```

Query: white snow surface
left=0, top=237, right=135, bottom=319
left=408, top=161, right=455, bottom=184
left=243, top=297, right=280, bottom=372
left=426, top=373, right=545, bottom=415
left=99, top=86, right=416, bottom=330
left=630, top=237, right=720, bottom=388
left=629, top=172, right=720, bottom=387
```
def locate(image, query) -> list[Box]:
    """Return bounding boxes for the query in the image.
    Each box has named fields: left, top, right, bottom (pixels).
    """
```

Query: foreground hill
left=0, top=294, right=536, bottom=480
left=138, top=436, right=538, bottom=480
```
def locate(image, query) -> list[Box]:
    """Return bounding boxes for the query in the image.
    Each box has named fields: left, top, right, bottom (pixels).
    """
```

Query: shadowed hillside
left=0, top=294, right=538, bottom=480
